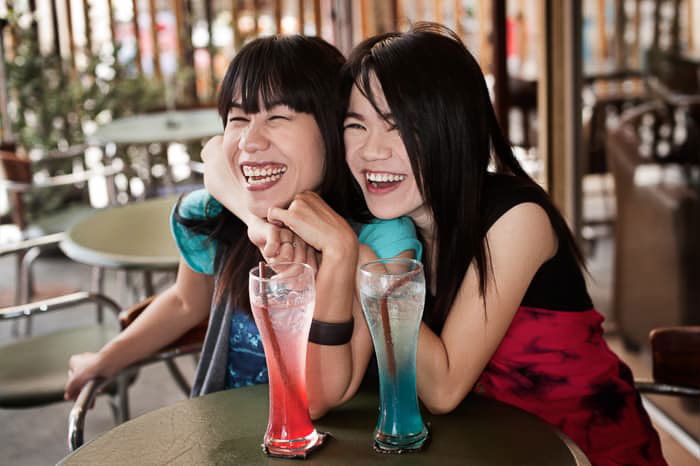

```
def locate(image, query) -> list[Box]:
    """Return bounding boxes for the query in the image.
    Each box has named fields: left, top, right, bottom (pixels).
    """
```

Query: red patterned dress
left=436, top=175, right=667, bottom=465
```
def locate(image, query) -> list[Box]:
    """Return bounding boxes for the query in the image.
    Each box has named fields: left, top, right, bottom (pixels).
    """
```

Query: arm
left=268, top=195, right=416, bottom=417
left=416, top=203, right=557, bottom=413
left=64, top=260, right=214, bottom=400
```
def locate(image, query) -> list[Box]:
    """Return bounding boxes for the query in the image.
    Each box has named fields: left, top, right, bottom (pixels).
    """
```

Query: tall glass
left=359, top=258, right=429, bottom=453
left=249, top=262, right=321, bottom=458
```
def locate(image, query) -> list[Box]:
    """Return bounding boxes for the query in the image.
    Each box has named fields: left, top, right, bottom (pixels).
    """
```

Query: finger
left=275, top=228, right=296, bottom=263
left=261, top=225, right=281, bottom=258
left=305, top=245, right=318, bottom=274
left=293, top=236, right=307, bottom=264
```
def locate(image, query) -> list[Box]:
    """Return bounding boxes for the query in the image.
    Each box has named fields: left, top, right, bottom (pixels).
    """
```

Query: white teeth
left=365, top=172, right=405, bottom=182
left=242, top=165, right=287, bottom=182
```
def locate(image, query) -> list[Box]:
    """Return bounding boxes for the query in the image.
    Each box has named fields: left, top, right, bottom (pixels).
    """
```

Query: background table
left=60, top=195, right=180, bottom=299
left=60, top=385, right=588, bottom=465
left=89, top=109, right=221, bottom=145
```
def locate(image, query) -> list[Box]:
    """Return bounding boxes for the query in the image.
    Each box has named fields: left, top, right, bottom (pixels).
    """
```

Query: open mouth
left=241, top=163, right=287, bottom=187
left=365, top=171, right=406, bottom=193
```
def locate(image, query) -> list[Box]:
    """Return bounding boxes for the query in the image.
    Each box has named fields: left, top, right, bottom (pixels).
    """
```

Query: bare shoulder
left=487, top=202, right=558, bottom=262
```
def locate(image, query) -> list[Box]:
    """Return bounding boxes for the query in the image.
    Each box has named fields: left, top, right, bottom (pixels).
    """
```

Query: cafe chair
left=1, top=144, right=123, bottom=336
left=635, top=327, right=700, bottom=398
left=68, top=296, right=207, bottom=451
left=0, top=292, right=123, bottom=412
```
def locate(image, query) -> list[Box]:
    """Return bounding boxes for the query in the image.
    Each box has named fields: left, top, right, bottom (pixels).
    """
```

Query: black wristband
left=308, top=318, right=354, bottom=345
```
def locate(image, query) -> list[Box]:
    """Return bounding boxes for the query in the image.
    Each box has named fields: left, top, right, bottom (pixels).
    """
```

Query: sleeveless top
left=171, top=189, right=422, bottom=391
left=460, top=174, right=666, bottom=465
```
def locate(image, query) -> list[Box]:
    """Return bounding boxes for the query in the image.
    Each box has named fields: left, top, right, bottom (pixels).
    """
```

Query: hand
left=248, top=219, right=319, bottom=272
left=267, top=192, right=357, bottom=263
left=64, top=352, right=109, bottom=402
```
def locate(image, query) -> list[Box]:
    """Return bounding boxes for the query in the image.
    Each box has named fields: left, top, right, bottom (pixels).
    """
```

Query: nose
left=238, top=121, right=270, bottom=153
left=361, top=130, right=392, bottom=161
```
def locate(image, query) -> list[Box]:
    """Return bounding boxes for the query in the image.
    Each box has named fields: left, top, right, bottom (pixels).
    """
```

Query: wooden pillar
left=454, top=0, right=463, bottom=36
left=148, top=0, right=161, bottom=79
left=614, top=0, right=626, bottom=68
left=131, top=0, right=143, bottom=73
left=82, top=0, right=92, bottom=56
left=332, top=0, right=352, bottom=55
left=108, top=0, right=117, bottom=55
left=492, top=0, right=509, bottom=138
left=274, top=0, right=282, bottom=34
left=182, top=0, right=197, bottom=99
left=596, top=0, right=607, bottom=62
left=230, top=0, right=241, bottom=49
left=204, top=0, right=215, bottom=97
left=298, top=0, right=305, bottom=33
left=688, top=0, right=695, bottom=52
left=64, top=0, right=76, bottom=69
left=537, top=0, right=582, bottom=234
left=313, top=0, right=320, bottom=35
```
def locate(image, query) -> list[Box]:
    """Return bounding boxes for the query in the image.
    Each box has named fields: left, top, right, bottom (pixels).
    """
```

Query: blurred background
left=0, top=1, right=698, bottom=464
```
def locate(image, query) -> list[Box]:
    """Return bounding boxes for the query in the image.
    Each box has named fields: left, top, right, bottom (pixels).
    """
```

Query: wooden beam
left=454, top=0, right=463, bottom=36
left=492, top=0, right=508, bottom=137
left=131, top=0, right=143, bottom=73
left=274, top=0, right=282, bottom=34
left=64, top=0, right=76, bottom=69
left=148, top=0, right=161, bottom=79
left=172, top=0, right=183, bottom=60
left=298, top=0, right=305, bottom=34
left=313, top=0, right=320, bottom=36
left=108, top=0, right=117, bottom=55
left=537, top=0, right=583, bottom=234
left=82, top=0, right=92, bottom=55
left=596, top=0, right=607, bottom=62
left=231, top=0, right=241, bottom=49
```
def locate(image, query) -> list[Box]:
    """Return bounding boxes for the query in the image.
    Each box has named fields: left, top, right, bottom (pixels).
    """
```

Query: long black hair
left=343, top=23, right=583, bottom=328
left=177, top=35, right=368, bottom=311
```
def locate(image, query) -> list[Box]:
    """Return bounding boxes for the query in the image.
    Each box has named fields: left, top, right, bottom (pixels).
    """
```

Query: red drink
left=250, top=263, right=321, bottom=457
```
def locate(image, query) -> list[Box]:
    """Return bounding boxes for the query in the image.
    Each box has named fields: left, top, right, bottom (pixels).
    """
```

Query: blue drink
left=360, top=259, right=429, bottom=453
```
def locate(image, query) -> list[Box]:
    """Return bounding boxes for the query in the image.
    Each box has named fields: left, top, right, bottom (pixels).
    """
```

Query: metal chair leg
left=115, top=372, right=131, bottom=423
left=20, top=246, right=42, bottom=336
left=91, top=266, right=105, bottom=323
left=165, top=359, right=192, bottom=396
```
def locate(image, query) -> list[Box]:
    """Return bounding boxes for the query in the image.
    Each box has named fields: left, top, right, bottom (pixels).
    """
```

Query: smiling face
left=344, top=75, right=425, bottom=220
left=215, top=100, right=325, bottom=218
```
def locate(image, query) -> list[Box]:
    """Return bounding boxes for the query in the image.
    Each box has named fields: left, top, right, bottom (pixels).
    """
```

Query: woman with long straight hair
left=338, top=23, right=666, bottom=465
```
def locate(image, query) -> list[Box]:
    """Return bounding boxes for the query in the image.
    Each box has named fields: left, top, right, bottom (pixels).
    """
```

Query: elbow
left=421, top=384, right=464, bottom=415
left=424, top=397, right=460, bottom=415
left=308, top=400, right=331, bottom=421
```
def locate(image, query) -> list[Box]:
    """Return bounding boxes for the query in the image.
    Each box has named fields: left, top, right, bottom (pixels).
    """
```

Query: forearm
left=97, top=286, right=207, bottom=376
left=306, top=252, right=364, bottom=417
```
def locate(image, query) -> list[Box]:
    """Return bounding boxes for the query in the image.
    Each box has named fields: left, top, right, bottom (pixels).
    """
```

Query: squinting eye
left=228, top=116, right=248, bottom=123
left=269, top=115, right=290, bottom=121
left=343, top=123, right=365, bottom=131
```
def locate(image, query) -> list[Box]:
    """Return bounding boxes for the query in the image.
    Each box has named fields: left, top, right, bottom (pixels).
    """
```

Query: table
left=60, top=385, right=589, bottom=465
left=89, top=108, right=222, bottom=145
left=60, top=195, right=180, bottom=272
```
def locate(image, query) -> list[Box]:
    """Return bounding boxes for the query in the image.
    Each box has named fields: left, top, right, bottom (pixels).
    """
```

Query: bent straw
left=258, top=262, right=291, bottom=388
left=379, top=265, right=422, bottom=379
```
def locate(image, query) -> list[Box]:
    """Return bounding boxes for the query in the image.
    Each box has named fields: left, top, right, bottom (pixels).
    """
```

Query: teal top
left=170, top=189, right=422, bottom=275
left=170, top=189, right=422, bottom=389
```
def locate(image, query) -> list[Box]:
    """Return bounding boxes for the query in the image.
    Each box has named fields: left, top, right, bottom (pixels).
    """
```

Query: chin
left=367, top=205, right=404, bottom=220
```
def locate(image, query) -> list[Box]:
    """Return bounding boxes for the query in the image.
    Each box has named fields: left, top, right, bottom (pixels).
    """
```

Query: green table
left=60, top=195, right=180, bottom=272
left=60, top=385, right=589, bottom=465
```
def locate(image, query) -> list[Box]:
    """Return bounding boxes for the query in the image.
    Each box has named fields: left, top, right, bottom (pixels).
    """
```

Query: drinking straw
left=258, top=262, right=291, bottom=388
left=379, top=265, right=422, bottom=378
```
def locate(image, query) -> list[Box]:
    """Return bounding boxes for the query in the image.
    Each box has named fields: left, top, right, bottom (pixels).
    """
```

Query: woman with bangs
left=334, top=23, right=666, bottom=465
left=64, top=35, right=421, bottom=417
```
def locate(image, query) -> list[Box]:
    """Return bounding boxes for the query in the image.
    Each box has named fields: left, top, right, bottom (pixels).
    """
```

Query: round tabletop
left=60, top=195, right=180, bottom=270
left=60, top=385, right=588, bottom=465
left=89, top=109, right=222, bottom=145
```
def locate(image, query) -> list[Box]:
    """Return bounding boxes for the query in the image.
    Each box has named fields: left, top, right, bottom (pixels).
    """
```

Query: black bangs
left=218, top=35, right=343, bottom=125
